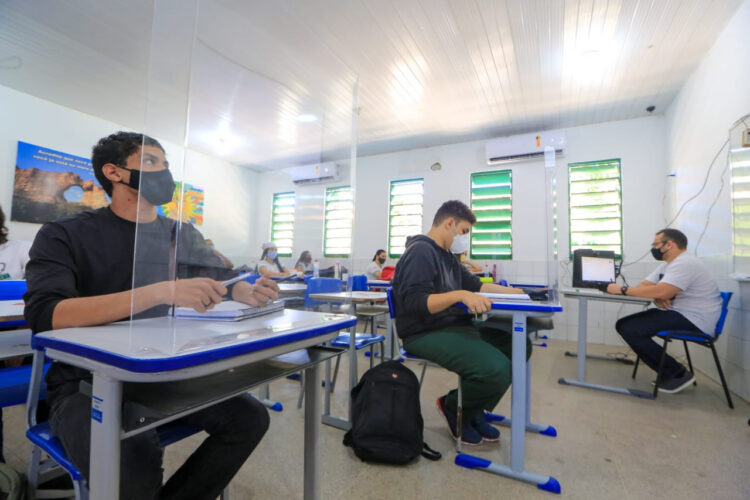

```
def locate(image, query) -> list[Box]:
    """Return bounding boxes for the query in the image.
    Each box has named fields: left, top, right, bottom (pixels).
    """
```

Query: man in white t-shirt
left=0, top=205, right=31, bottom=281
left=606, top=228, right=721, bottom=394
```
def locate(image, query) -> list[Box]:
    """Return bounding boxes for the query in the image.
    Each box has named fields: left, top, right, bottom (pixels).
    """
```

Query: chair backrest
left=714, top=291, right=732, bottom=336
left=0, top=280, right=27, bottom=300
left=386, top=288, right=395, bottom=319
left=304, top=278, right=343, bottom=308
left=347, top=274, right=368, bottom=291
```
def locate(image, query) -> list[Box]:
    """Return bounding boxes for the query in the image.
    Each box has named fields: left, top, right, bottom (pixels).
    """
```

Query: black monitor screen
left=572, top=249, right=616, bottom=288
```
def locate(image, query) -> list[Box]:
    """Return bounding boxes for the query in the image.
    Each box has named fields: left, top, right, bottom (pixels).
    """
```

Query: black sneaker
left=436, top=396, right=482, bottom=445
left=657, top=372, right=696, bottom=394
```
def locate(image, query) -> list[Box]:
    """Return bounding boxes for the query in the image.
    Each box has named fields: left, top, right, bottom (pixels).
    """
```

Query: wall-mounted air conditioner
left=288, top=162, right=340, bottom=184
left=485, top=130, right=566, bottom=165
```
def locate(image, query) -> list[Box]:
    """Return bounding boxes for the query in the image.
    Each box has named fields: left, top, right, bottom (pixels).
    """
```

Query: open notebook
left=174, top=300, right=284, bottom=321
left=479, top=292, right=531, bottom=301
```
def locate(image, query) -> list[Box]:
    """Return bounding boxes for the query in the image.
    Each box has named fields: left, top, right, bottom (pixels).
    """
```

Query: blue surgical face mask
left=268, top=251, right=278, bottom=260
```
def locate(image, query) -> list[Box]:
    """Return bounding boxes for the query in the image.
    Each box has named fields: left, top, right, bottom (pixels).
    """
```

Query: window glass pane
left=470, top=170, right=512, bottom=259
left=568, top=159, right=622, bottom=258
left=324, top=186, right=353, bottom=257
left=388, top=178, right=424, bottom=257
left=270, top=192, right=295, bottom=256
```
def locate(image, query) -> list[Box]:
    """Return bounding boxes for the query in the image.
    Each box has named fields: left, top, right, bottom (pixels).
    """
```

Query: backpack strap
left=421, top=442, right=442, bottom=461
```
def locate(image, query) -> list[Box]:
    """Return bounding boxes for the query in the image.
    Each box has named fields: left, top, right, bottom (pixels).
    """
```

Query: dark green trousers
left=404, top=322, right=532, bottom=421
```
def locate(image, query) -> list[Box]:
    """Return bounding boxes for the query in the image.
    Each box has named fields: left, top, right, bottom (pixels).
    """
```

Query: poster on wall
left=157, top=182, right=204, bottom=226
left=11, top=141, right=110, bottom=224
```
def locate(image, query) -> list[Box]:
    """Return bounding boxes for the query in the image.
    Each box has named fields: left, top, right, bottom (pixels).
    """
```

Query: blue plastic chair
left=632, top=291, right=734, bottom=408
left=303, top=277, right=343, bottom=309
left=0, top=280, right=26, bottom=300
left=241, top=274, right=261, bottom=285
left=346, top=274, right=368, bottom=291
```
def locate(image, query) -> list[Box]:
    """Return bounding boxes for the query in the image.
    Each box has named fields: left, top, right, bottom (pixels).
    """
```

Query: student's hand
left=296, top=271, right=305, bottom=278
left=170, top=278, right=227, bottom=313
left=606, top=283, right=621, bottom=295
left=462, top=291, right=493, bottom=314
left=247, top=276, right=280, bottom=306
left=654, top=298, right=671, bottom=309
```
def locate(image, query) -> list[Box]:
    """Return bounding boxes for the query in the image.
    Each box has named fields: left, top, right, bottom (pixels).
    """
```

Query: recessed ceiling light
left=297, top=114, right=318, bottom=123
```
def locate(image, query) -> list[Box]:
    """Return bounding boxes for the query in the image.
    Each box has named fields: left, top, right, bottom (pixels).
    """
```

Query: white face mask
left=449, top=224, right=471, bottom=254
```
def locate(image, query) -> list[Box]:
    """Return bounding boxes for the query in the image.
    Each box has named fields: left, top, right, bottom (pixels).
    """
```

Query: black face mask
left=651, top=246, right=665, bottom=261
left=123, top=168, right=175, bottom=206
left=378, top=257, right=386, bottom=264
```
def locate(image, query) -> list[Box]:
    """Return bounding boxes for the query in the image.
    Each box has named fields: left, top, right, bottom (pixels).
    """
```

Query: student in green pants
left=391, top=200, right=530, bottom=445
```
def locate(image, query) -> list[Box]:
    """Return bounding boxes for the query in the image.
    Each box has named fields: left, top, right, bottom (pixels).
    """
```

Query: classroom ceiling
left=0, top=0, right=742, bottom=168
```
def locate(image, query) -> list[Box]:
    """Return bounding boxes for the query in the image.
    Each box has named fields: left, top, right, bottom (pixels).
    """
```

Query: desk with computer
left=558, top=249, right=654, bottom=398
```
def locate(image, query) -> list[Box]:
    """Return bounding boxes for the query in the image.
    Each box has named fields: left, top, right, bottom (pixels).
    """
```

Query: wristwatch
left=621, top=285, right=629, bottom=296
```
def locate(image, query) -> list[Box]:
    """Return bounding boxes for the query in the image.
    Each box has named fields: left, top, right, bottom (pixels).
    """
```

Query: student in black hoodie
left=391, top=200, right=528, bottom=445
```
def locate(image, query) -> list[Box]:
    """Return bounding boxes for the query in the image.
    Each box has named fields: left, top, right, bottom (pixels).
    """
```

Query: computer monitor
left=572, top=249, right=616, bottom=289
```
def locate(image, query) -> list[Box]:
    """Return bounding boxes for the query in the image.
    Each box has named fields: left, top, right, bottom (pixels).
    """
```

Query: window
left=324, top=185, right=353, bottom=257
left=470, top=170, right=512, bottom=259
left=270, top=192, right=295, bottom=256
left=388, top=178, right=424, bottom=257
left=730, top=122, right=750, bottom=272
left=568, top=159, right=622, bottom=257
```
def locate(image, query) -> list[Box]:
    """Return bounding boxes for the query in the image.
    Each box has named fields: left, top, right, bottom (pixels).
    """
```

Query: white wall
left=664, top=0, right=750, bottom=401
left=0, top=85, right=257, bottom=267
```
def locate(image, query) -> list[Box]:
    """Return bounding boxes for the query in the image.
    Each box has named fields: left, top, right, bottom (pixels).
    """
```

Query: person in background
left=366, top=249, right=386, bottom=280
left=457, top=250, right=482, bottom=273
left=391, top=200, right=527, bottom=445
left=607, top=228, right=721, bottom=394
left=205, top=239, right=233, bottom=269
left=0, top=204, right=32, bottom=464
left=0, top=205, right=31, bottom=281
left=295, top=250, right=314, bottom=274
left=256, top=242, right=292, bottom=277
left=23, top=131, right=278, bottom=498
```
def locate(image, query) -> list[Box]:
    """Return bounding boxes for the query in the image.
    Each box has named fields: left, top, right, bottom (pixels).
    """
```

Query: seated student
left=0, top=204, right=32, bottom=464
left=205, top=238, right=233, bottom=269
left=366, top=249, right=386, bottom=280
left=607, top=228, right=721, bottom=394
left=256, top=242, right=292, bottom=277
left=295, top=250, right=314, bottom=274
left=392, top=200, right=527, bottom=444
left=23, top=131, right=279, bottom=499
left=457, top=250, right=482, bottom=273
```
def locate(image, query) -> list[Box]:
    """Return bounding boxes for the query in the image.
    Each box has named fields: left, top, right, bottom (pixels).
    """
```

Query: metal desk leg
left=385, top=314, right=395, bottom=360
left=90, top=373, right=122, bottom=499
left=558, top=297, right=653, bottom=399
left=322, top=325, right=355, bottom=430
left=303, top=362, right=322, bottom=500
left=456, top=312, right=561, bottom=493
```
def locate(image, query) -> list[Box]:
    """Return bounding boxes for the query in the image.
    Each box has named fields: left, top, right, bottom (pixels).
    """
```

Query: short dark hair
left=656, top=228, right=687, bottom=250
left=91, top=131, right=164, bottom=196
left=432, top=200, right=476, bottom=227
left=0, top=205, right=8, bottom=246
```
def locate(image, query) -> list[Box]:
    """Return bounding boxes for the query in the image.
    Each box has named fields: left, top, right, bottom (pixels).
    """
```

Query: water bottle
left=313, top=259, right=320, bottom=278
left=492, top=263, right=497, bottom=282
left=484, top=264, right=489, bottom=277
left=335, top=260, right=341, bottom=280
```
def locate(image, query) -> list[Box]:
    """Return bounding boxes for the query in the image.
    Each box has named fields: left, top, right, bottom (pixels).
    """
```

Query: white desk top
left=309, top=291, right=386, bottom=302
left=0, top=329, right=32, bottom=360
left=0, top=300, right=25, bottom=322
left=367, top=280, right=391, bottom=286
left=561, top=288, right=651, bottom=304
left=278, top=283, right=307, bottom=294
left=34, top=309, right=357, bottom=377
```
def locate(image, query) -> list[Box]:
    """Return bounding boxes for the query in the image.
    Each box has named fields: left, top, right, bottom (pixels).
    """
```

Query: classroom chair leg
left=710, top=343, right=734, bottom=409
left=683, top=341, right=697, bottom=385
left=456, top=376, right=463, bottom=453
left=631, top=356, right=640, bottom=379
left=418, top=363, right=427, bottom=387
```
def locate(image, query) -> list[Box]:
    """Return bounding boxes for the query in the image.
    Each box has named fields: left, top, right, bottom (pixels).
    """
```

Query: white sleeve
left=659, top=259, right=693, bottom=291
left=644, top=263, right=665, bottom=284
left=20, top=240, right=32, bottom=277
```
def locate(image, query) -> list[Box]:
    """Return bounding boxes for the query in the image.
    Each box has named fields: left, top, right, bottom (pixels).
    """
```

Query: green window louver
left=470, top=170, right=512, bottom=260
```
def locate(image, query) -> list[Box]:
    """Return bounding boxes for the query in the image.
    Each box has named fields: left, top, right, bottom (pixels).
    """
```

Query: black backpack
left=343, top=361, right=441, bottom=464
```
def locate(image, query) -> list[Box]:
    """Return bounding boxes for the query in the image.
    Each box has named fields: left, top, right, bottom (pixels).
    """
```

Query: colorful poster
left=11, top=141, right=109, bottom=224
left=157, top=182, right=204, bottom=226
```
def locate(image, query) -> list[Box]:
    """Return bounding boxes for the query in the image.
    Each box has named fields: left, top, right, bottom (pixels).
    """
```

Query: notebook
left=479, top=292, right=531, bottom=301
left=174, top=300, right=284, bottom=321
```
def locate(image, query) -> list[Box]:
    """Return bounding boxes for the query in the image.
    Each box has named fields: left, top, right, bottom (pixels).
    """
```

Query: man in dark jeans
left=391, top=200, right=528, bottom=445
left=24, top=131, right=280, bottom=499
left=607, top=228, right=721, bottom=394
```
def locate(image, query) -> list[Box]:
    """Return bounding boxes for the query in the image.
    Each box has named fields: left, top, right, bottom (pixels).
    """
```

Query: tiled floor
left=2, top=340, right=748, bottom=499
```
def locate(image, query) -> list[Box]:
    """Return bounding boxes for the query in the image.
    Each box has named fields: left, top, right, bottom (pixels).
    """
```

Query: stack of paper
left=174, top=300, right=284, bottom=321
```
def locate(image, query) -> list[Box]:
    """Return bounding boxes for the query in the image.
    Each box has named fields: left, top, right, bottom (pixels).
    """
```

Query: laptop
left=572, top=249, right=616, bottom=291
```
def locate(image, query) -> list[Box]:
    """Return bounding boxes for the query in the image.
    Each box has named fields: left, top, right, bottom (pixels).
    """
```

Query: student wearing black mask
left=606, top=229, right=721, bottom=394
left=366, top=249, right=386, bottom=280
left=24, top=131, right=279, bottom=499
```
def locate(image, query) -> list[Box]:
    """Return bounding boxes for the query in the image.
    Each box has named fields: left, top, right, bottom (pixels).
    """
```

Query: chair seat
left=656, top=330, right=713, bottom=343
left=330, top=333, right=385, bottom=349
left=26, top=422, right=83, bottom=481
left=355, top=305, right=389, bottom=317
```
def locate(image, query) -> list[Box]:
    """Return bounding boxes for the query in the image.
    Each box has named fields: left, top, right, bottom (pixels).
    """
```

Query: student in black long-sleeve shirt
left=392, top=200, right=530, bottom=445
left=24, top=131, right=279, bottom=500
